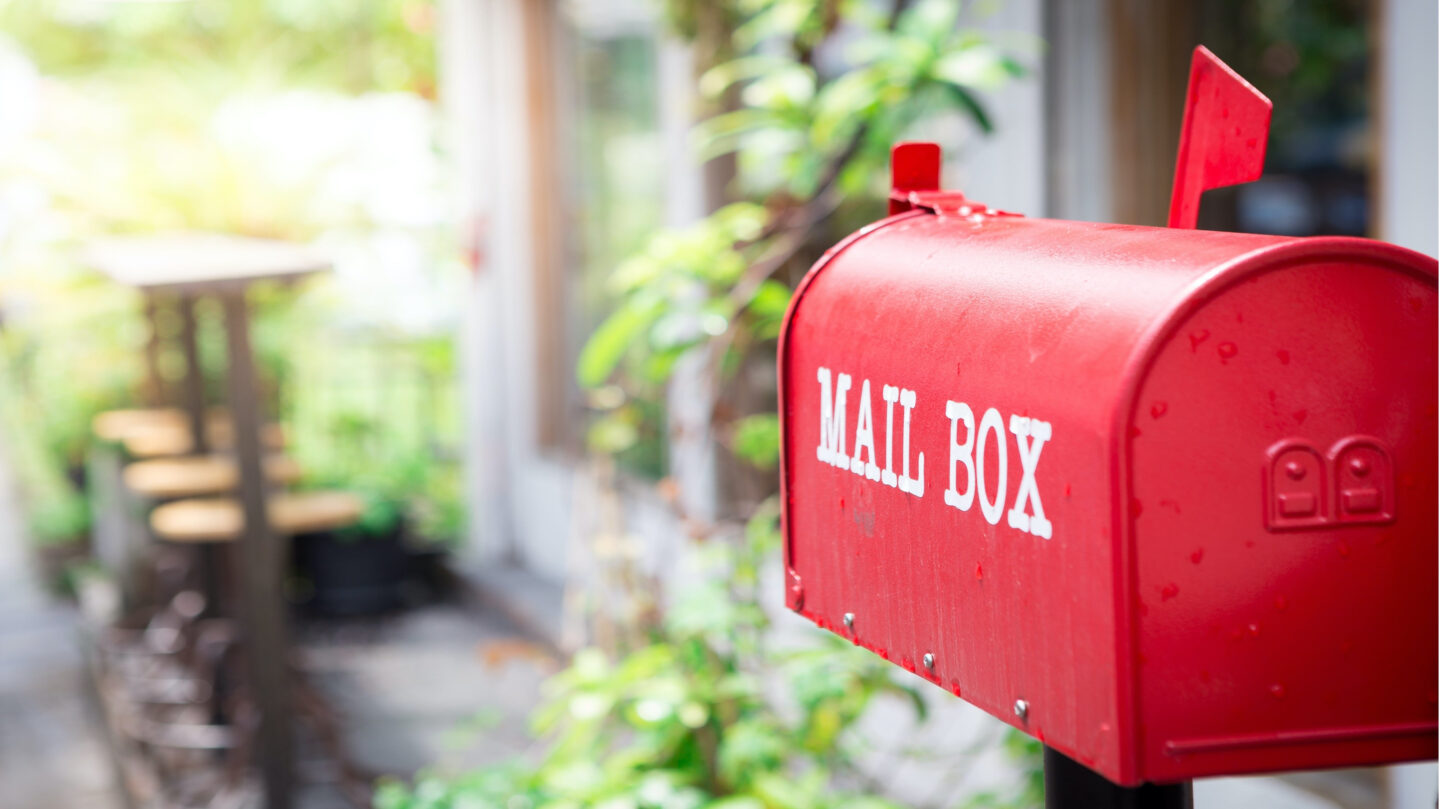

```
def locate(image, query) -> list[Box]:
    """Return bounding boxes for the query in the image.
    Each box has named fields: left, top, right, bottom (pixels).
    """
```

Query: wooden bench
left=149, top=492, right=365, bottom=544
left=93, top=408, right=286, bottom=458
left=123, top=455, right=304, bottom=500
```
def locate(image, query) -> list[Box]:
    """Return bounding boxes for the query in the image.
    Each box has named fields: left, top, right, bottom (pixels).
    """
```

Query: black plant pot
left=293, top=529, right=409, bottom=616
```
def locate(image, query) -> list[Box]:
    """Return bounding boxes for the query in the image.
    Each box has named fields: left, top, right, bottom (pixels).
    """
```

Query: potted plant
left=291, top=460, right=417, bottom=617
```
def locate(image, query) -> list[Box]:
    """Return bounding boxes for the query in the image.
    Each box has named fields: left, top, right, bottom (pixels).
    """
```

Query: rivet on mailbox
left=777, top=45, right=1437, bottom=800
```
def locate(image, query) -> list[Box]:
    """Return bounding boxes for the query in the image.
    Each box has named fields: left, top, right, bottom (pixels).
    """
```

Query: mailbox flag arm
left=889, top=142, right=943, bottom=216
left=1167, top=46, right=1272, bottom=230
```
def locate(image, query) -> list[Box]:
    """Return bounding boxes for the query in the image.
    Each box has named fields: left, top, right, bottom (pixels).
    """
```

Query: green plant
left=383, top=3, right=1041, bottom=809
left=0, top=0, right=463, bottom=569
left=377, top=504, right=931, bottom=809
left=26, top=488, right=91, bottom=548
left=578, top=0, right=1031, bottom=471
left=286, top=332, right=465, bottom=545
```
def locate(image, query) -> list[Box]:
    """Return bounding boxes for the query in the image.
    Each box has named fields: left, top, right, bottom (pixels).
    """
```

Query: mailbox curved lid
left=780, top=210, right=1435, bottom=478
left=777, top=209, right=1437, bottom=785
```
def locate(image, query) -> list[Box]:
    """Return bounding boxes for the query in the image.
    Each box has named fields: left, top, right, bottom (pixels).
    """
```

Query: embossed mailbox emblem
left=777, top=48, right=1438, bottom=788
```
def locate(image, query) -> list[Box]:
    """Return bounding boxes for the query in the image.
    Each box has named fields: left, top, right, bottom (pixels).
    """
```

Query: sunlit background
left=0, top=1, right=1434, bottom=808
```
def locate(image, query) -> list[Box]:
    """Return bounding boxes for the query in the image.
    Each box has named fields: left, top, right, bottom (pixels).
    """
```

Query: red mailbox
left=777, top=48, right=1437, bottom=788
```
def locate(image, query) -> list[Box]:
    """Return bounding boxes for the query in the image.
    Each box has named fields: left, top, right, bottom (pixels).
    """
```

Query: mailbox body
left=778, top=209, right=1438, bottom=785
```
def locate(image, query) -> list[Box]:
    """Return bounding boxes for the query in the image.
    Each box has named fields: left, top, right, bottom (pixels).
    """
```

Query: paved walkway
left=297, top=602, right=550, bottom=786
left=0, top=458, right=122, bottom=809
left=0, top=440, right=548, bottom=809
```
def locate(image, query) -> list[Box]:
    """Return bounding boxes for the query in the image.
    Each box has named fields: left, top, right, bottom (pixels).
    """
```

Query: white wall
left=1378, top=0, right=1439, bottom=257
left=953, top=0, right=1047, bottom=216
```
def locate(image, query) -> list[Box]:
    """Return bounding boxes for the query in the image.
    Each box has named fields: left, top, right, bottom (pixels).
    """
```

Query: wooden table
left=87, top=232, right=329, bottom=809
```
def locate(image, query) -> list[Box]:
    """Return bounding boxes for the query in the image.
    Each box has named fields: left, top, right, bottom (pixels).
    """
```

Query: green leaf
left=698, top=55, right=797, bottom=98
left=692, top=109, right=791, bottom=162
left=933, top=44, right=1013, bottom=90
left=718, top=720, right=788, bottom=788
left=941, top=83, right=994, bottom=133
left=898, top=0, right=961, bottom=42
left=577, top=296, right=666, bottom=388
left=745, top=279, right=791, bottom=319
left=731, top=414, right=780, bottom=470
left=740, top=64, right=817, bottom=110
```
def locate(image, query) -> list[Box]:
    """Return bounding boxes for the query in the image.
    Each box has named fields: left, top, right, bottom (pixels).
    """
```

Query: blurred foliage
left=0, top=267, right=141, bottom=548
left=293, top=340, right=466, bottom=546
left=0, top=0, right=460, bottom=550
left=578, top=0, right=1030, bottom=477
left=379, top=504, right=941, bottom=809
left=384, top=3, right=1039, bottom=809
left=0, top=0, right=436, bottom=96
left=1211, top=0, right=1368, bottom=169
left=379, top=499, right=1038, bottom=809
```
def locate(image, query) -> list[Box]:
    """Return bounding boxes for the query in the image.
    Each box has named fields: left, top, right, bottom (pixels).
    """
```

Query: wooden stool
left=123, top=421, right=287, bottom=460
left=93, top=408, right=188, bottom=443
left=123, top=455, right=303, bottom=501
left=150, top=492, right=364, bottom=544
left=93, top=407, right=286, bottom=458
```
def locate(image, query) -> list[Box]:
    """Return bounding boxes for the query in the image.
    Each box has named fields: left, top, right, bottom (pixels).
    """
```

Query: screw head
left=1013, top=699, right=1029, bottom=721
left=922, top=653, right=935, bottom=670
left=1285, top=461, right=1306, bottom=481
left=842, top=612, right=855, bottom=631
left=1349, top=457, right=1371, bottom=477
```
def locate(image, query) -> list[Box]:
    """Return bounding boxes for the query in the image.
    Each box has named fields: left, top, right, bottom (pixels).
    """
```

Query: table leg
left=177, top=294, right=209, bottom=454
left=220, top=291, right=292, bottom=809
left=142, top=294, right=167, bottom=407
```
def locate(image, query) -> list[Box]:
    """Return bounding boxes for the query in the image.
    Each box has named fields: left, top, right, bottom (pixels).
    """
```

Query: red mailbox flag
left=1167, top=46, right=1272, bottom=230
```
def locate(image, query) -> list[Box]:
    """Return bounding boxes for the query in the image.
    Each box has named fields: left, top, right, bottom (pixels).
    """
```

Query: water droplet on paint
left=1247, top=622, right=1261, bottom=638
left=1189, top=329, right=1210, bottom=351
left=1276, top=349, right=1290, bottom=365
left=1160, top=583, right=1179, bottom=601
left=1270, top=684, right=1286, bottom=699
left=1217, top=341, right=1238, bottom=362
left=974, top=563, right=984, bottom=581
left=1151, top=401, right=1168, bottom=419
left=1273, top=595, right=1288, bottom=611
left=1190, top=548, right=1205, bottom=564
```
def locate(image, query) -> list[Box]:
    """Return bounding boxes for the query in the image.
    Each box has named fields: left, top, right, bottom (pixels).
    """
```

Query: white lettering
left=1007, top=416, right=1053, bottom=539
left=849, top=380, right=881, bottom=481
left=897, top=389, right=925, bottom=497
left=976, top=408, right=1008, bottom=525
left=944, top=400, right=976, bottom=512
left=816, top=367, right=851, bottom=467
left=880, top=385, right=900, bottom=487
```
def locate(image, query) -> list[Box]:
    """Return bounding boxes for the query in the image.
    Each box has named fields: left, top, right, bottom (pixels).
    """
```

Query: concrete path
left=294, top=599, right=552, bottom=807
left=0, top=457, right=123, bottom=809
